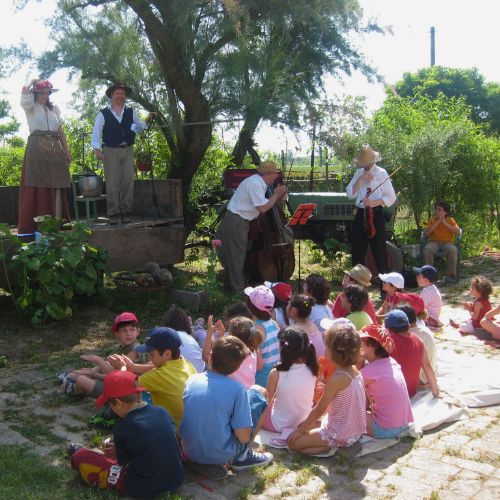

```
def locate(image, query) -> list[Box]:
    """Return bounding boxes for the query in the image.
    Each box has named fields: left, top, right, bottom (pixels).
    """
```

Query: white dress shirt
left=227, top=174, right=268, bottom=221
left=346, top=164, right=397, bottom=208
left=91, top=105, right=147, bottom=149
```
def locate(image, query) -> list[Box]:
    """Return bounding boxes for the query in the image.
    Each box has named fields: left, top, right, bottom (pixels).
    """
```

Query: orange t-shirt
left=426, top=216, right=458, bottom=243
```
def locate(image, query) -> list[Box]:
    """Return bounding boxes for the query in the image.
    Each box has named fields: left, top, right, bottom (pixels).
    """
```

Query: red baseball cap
left=112, top=312, right=139, bottom=333
left=360, top=324, right=394, bottom=353
left=394, top=293, right=425, bottom=315
left=95, top=371, right=146, bottom=408
left=265, top=282, right=293, bottom=302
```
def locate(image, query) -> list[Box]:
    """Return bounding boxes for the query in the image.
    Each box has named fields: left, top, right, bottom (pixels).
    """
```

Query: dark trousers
left=350, top=207, right=388, bottom=275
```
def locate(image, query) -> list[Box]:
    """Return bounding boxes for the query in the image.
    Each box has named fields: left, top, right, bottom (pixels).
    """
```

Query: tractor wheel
left=365, top=241, right=403, bottom=275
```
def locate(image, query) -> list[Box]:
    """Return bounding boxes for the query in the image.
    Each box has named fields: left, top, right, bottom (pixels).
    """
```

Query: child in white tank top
left=262, top=327, right=318, bottom=433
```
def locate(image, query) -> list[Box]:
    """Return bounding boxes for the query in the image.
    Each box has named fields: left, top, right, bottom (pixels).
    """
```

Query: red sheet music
left=288, top=203, right=317, bottom=227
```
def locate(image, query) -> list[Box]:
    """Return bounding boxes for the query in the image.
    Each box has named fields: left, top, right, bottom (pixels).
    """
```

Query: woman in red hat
left=18, top=79, right=72, bottom=234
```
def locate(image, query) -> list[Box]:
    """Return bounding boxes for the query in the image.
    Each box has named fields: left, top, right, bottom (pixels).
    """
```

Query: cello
left=245, top=182, right=295, bottom=283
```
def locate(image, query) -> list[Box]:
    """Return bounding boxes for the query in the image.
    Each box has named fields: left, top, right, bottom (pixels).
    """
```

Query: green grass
left=443, top=445, right=464, bottom=458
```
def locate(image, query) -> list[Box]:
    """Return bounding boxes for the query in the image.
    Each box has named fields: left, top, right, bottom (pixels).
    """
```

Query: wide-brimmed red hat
left=360, top=324, right=394, bottom=353
left=32, top=80, right=58, bottom=94
left=106, top=82, right=132, bottom=98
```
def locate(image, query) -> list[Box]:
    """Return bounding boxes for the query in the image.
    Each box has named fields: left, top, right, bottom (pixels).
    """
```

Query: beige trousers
left=424, top=241, right=458, bottom=278
left=103, top=146, right=135, bottom=216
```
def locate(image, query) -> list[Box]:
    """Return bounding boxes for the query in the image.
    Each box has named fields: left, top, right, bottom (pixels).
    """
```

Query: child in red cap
left=69, top=370, right=184, bottom=497
left=59, top=312, right=148, bottom=399
left=360, top=324, right=413, bottom=439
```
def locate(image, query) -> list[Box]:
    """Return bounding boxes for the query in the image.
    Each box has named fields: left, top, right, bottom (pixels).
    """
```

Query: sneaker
left=67, top=442, right=85, bottom=458
left=62, top=376, right=77, bottom=395
left=88, top=407, right=118, bottom=430
left=56, top=371, right=68, bottom=383
left=185, top=461, right=229, bottom=481
left=231, top=449, right=273, bottom=471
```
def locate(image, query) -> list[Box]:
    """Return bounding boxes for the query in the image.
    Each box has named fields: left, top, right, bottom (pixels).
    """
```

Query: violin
left=363, top=187, right=376, bottom=239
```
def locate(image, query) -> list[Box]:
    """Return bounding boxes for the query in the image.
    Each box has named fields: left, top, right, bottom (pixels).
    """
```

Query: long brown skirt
left=17, top=131, right=70, bottom=234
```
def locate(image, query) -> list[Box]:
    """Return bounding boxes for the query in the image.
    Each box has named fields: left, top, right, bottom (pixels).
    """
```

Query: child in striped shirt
left=245, top=285, right=281, bottom=387
left=413, top=265, right=442, bottom=328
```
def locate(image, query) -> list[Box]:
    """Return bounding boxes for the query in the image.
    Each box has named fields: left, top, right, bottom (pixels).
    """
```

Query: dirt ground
left=0, top=254, right=499, bottom=499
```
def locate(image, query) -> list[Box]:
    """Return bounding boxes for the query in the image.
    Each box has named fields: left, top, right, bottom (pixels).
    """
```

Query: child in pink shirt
left=202, top=315, right=264, bottom=389
left=360, top=324, right=413, bottom=439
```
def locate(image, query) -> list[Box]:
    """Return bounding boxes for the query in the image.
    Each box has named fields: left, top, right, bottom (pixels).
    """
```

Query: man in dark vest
left=91, top=83, right=155, bottom=224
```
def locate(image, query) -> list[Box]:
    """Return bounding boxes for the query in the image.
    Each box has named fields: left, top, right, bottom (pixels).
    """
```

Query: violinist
left=217, top=161, right=287, bottom=293
left=346, top=145, right=396, bottom=279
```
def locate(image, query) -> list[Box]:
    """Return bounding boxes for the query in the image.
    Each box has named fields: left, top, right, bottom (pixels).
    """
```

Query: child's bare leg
left=288, top=428, right=331, bottom=455
left=480, top=318, right=500, bottom=340
left=70, top=374, right=97, bottom=395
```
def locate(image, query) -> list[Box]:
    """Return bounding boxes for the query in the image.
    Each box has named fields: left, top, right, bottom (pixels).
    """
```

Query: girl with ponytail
left=262, top=327, right=318, bottom=435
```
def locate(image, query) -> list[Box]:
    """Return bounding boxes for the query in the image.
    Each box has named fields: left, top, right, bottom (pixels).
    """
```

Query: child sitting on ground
left=287, top=323, right=366, bottom=456
left=163, top=305, right=205, bottom=372
left=69, top=370, right=184, bottom=498
left=60, top=312, right=148, bottom=397
left=450, top=276, right=492, bottom=335
left=480, top=304, right=500, bottom=341
left=263, top=327, right=318, bottom=436
left=413, top=265, right=442, bottom=328
left=112, top=327, right=197, bottom=430
left=332, top=264, right=377, bottom=323
left=287, top=294, right=325, bottom=358
left=360, top=324, right=413, bottom=439
left=202, top=315, right=264, bottom=389
left=376, top=273, right=405, bottom=319
left=304, top=273, right=334, bottom=330
left=265, top=281, right=292, bottom=329
left=245, top=285, right=281, bottom=387
left=397, top=303, right=438, bottom=385
left=340, top=284, right=373, bottom=330
left=384, top=310, right=439, bottom=398
left=180, top=336, right=273, bottom=472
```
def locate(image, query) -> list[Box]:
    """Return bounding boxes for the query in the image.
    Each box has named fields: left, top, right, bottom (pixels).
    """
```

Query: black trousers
left=350, top=206, right=388, bottom=275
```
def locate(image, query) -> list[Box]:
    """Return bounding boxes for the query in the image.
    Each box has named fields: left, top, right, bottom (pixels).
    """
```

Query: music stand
left=288, top=203, right=317, bottom=292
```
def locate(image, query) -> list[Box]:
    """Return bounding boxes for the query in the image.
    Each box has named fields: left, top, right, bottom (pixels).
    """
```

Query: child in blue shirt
left=179, top=336, right=273, bottom=472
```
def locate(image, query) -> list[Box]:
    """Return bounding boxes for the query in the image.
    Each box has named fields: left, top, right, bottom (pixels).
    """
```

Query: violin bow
left=364, top=164, right=404, bottom=200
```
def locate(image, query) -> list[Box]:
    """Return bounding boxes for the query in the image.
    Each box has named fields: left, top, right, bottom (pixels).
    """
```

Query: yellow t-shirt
left=138, top=357, right=196, bottom=429
left=426, top=216, right=458, bottom=243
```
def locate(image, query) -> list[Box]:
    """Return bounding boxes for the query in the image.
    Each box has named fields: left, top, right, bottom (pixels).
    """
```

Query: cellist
left=217, top=161, right=287, bottom=293
left=346, top=145, right=396, bottom=284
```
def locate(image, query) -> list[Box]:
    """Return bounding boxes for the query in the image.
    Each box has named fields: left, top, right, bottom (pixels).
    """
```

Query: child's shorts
left=231, top=387, right=268, bottom=461
left=372, top=421, right=408, bottom=439
left=70, top=447, right=126, bottom=494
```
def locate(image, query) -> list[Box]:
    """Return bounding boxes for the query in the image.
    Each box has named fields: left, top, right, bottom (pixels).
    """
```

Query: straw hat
left=106, top=82, right=132, bottom=98
left=344, top=264, right=372, bottom=288
left=355, top=144, right=382, bottom=167
left=257, top=161, right=278, bottom=174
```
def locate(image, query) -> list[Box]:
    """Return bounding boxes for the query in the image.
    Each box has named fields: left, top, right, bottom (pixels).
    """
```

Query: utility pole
left=430, top=26, right=436, bottom=66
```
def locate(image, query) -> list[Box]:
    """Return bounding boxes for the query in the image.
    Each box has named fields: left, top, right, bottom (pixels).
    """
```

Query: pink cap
left=112, top=312, right=139, bottom=333
left=244, top=285, right=275, bottom=311
left=394, top=292, right=425, bottom=315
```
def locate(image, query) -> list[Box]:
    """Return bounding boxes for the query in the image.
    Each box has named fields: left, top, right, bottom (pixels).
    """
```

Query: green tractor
left=287, top=191, right=403, bottom=275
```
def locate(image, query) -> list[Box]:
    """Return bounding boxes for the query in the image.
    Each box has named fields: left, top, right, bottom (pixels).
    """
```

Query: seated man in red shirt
left=423, top=201, right=461, bottom=282
left=384, top=310, right=439, bottom=398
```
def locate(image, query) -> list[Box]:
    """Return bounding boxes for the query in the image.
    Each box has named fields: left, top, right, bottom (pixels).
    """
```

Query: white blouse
left=20, top=92, right=62, bottom=133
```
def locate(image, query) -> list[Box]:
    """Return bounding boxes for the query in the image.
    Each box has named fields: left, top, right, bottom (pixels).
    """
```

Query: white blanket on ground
left=257, top=349, right=499, bottom=456
left=436, top=348, right=500, bottom=407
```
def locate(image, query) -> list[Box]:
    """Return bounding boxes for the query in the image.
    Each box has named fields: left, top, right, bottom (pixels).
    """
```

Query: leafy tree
left=28, top=0, right=376, bottom=229
left=394, top=66, right=500, bottom=135
left=361, top=94, right=499, bottom=233
left=0, top=50, right=20, bottom=143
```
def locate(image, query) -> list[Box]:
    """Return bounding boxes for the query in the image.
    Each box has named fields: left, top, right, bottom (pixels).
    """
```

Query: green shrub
left=0, top=217, right=108, bottom=326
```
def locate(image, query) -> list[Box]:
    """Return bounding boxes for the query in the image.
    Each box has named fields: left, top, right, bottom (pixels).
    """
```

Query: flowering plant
left=206, top=239, right=222, bottom=299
